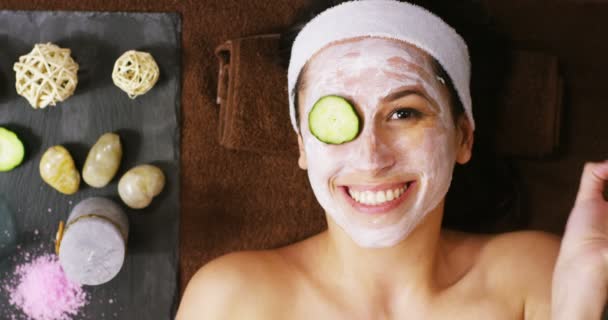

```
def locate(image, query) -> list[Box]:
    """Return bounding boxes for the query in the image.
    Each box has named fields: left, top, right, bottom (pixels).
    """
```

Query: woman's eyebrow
left=381, top=87, right=439, bottom=112
left=382, top=88, right=419, bottom=102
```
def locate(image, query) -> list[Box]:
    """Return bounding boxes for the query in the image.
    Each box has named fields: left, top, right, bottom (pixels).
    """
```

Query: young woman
left=178, top=1, right=608, bottom=319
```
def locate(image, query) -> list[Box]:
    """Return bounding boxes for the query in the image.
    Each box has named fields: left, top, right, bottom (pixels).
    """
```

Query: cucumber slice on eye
left=0, top=127, right=25, bottom=172
left=308, top=95, right=360, bottom=144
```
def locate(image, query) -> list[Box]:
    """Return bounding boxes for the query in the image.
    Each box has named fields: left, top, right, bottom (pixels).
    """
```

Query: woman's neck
left=319, top=201, right=448, bottom=308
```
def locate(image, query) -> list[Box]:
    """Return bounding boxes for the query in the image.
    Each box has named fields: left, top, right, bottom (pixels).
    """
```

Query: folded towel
left=215, top=34, right=298, bottom=155
left=495, top=50, right=563, bottom=157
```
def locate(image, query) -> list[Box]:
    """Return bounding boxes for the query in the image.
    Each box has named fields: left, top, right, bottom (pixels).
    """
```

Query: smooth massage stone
left=118, top=164, right=165, bottom=209
left=58, top=197, right=129, bottom=286
left=39, top=145, right=80, bottom=195
left=82, top=133, right=122, bottom=188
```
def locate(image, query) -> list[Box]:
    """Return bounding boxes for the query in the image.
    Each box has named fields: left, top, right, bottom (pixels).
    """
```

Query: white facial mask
left=299, top=37, right=459, bottom=248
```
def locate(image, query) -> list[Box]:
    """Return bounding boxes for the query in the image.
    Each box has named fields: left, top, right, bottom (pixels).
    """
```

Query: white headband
left=287, top=0, right=474, bottom=133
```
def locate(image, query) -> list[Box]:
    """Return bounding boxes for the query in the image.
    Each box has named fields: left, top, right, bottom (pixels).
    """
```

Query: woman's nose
left=350, top=128, right=396, bottom=174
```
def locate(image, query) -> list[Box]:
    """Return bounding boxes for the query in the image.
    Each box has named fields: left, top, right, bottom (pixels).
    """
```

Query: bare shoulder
left=479, top=230, right=562, bottom=319
left=479, top=230, right=561, bottom=276
left=441, top=229, right=559, bottom=283
left=176, top=250, right=293, bottom=320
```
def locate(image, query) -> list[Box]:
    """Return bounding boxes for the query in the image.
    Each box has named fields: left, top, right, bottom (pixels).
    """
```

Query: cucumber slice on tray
left=308, top=95, right=360, bottom=144
left=0, top=127, right=25, bottom=172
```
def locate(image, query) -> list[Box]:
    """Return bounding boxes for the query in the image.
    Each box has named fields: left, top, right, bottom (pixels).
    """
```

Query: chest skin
left=199, top=229, right=555, bottom=320
left=228, top=267, right=523, bottom=320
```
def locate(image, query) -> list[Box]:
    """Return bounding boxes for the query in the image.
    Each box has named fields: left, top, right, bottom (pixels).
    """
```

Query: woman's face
left=297, top=37, right=472, bottom=248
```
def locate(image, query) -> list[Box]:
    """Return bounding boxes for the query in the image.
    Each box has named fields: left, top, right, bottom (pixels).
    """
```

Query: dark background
left=1, top=0, right=607, bottom=311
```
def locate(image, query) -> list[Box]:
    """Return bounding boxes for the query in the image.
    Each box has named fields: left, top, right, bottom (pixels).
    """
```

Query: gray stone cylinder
left=58, top=197, right=128, bottom=286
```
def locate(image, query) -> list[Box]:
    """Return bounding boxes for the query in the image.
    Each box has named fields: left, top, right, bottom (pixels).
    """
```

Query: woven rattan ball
left=112, top=50, right=159, bottom=99
left=13, top=43, right=79, bottom=109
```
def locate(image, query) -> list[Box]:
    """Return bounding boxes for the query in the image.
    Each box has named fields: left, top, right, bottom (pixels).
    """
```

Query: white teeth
left=365, top=191, right=376, bottom=205
left=349, top=185, right=408, bottom=205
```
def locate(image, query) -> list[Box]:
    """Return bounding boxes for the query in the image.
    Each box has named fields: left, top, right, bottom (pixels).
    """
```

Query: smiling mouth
left=340, top=181, right=416, bottom=214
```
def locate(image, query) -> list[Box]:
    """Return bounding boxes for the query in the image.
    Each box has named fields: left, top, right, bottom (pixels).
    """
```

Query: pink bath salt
left=7, top=254, right=88, bottom=320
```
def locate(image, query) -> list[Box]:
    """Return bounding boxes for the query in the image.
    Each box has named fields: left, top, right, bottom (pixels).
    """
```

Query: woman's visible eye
left=389, top=108, right=422, bottom=120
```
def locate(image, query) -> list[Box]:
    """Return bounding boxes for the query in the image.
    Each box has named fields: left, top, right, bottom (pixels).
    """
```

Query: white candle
left=58, top=197, right=128, bottom=286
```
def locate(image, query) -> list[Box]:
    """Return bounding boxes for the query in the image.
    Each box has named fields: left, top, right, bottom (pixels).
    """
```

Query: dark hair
left=280, top=0, right=523, bottom=233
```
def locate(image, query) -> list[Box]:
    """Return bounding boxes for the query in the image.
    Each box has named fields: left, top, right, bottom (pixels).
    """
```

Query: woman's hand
left=552, top=161, right=608, bottom=320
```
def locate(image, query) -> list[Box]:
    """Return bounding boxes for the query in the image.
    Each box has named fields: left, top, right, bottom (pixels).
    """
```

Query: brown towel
left=215, top=34, right=298, bottom=155
left=495, top=50, right=563, bottom=157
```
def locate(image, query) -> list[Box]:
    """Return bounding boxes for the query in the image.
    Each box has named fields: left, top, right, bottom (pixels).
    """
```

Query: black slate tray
left=0, top=10, right=181, bottom=320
